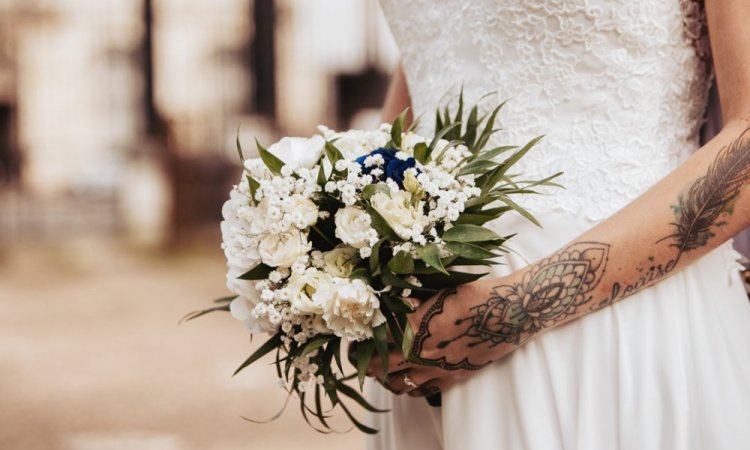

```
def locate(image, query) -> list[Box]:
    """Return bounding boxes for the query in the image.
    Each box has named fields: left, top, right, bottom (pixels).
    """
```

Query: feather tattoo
left=662, top=128, right=750, bottom=253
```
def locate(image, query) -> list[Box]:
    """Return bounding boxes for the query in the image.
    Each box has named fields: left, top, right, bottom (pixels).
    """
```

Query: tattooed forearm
left=411, top=242, right=609, bottom=370
left=605, top=128, right=750, bottom=304
left=409, top=128, right=750, bottom=372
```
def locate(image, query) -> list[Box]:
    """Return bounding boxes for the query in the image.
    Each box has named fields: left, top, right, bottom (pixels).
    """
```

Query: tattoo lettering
left=605, top=128, right=750, bottom=304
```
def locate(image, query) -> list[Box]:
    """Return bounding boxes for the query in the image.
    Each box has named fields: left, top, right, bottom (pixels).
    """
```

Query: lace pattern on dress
left=380, top=0, right=712, bottom=221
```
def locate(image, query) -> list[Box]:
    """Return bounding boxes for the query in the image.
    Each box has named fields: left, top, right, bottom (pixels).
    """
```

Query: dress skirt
left=366, top=209, right=750, bottom=450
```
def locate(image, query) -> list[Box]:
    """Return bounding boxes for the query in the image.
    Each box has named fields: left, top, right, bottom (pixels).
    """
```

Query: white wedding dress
left=367, top=1, right=750, bottom=449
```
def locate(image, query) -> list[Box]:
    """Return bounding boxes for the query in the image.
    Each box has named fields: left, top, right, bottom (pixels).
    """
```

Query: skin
left=369, top=1, right=750, bottom=396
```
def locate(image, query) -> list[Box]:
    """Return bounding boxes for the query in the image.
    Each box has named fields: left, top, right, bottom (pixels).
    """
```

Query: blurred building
left=0, top=0, right=397, bottom=248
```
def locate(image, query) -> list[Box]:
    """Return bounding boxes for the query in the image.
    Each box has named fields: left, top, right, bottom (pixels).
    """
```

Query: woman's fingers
left=380, top=368, right=434, bottom=395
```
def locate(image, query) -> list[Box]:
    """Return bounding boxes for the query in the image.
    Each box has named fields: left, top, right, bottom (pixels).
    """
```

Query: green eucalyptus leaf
left=369, top=239, right=384, bottom=276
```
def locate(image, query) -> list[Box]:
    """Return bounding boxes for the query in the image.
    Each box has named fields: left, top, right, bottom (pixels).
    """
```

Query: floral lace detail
left=380, top=0, right=711, bottom=221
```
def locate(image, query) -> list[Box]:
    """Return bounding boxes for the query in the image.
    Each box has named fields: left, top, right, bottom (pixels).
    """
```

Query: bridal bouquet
left=187, top=94, right=559, bottom=433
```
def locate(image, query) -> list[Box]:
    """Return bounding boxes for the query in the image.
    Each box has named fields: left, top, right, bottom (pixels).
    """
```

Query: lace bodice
left=379, top=0, right=711, bottom=220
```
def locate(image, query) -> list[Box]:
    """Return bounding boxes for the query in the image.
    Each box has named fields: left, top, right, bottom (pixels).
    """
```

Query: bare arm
left=372, top=0, right=750, bottom=394
left=381, top=62, right=413, bottom=125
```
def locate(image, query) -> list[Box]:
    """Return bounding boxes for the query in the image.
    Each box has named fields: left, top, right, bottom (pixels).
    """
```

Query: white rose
left=267, top=135, right=325, bottom=170
left=286, top=195, right=319, bottom=228
left=286, top=269, right=331, bottom=315
left=315, top=277, right=386, bottom=341
left=258, top=229, right=311, bottom=267
left=322, top=245, right=359, bottom=277
left=370, top=191, right=428, bottom=239
left=334, top=206, right=377, bottom=249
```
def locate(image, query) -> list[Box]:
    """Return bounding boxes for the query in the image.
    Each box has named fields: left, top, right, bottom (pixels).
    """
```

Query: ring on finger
left=403, top=373, right=418, bottom=389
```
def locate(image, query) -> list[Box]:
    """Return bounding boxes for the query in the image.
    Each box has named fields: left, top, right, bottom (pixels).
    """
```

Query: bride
left=365, top=1, right=750, bottom=449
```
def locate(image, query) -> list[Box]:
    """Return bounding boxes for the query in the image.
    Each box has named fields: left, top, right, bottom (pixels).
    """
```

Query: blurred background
left=0, top=0, right=397, bottom=448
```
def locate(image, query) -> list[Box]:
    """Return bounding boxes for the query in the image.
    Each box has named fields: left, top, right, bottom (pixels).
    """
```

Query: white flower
left=286, top=195, right=319, bottom=228
left=267, top=135, right=325, bottom=170
left=258, top=229, right=311, bottom=267
left=334, top=206, right=378, bottom=249
left=370, top=191, right=428, bottom=240
left=229, top=289, right=275, bottom=334
left=322, top=245, right=359, bottom=277
left=286, top=269, right=331, bottom=315
left=315, top=278, right=386, bottom=341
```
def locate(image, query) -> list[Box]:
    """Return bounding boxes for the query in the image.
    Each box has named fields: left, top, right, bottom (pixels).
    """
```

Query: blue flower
left=355, top=148, right=418, bottom=188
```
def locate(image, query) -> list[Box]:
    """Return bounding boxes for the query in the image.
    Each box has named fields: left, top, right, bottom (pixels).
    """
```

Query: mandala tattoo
left=411, top=243, right=609, bottom=370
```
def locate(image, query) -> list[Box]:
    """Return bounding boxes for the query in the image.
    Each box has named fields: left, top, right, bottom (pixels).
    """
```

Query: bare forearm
left=412, top=120, right=750, bottom=370
left=381, top=62, right=413, bottom=124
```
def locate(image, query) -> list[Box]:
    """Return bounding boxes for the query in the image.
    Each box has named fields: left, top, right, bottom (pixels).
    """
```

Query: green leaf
left=366, top=206, right=398, bottom=240
left=335, top=379, right=389, bottom=413
left=413, top=142, right=429, bottom=164
left=348, top=267, right=371, bottom=282
left=444, top=241, right=499, bottom=259
left=418, top=270, right=488, bottom=289
left=454, top=206, right=513, bottom=225
left=237, top=263, right=273, bottom=280
left=475, top=100, right=508, bottom=151
left=256, top=138, right=285, bottom=176
left=336, top=396, right=380, bottom=434
left=355, top=340, right=375, bottom=390
left=462, top=104, right=480, bottom=148
left=369, top=239, right=384, bottom=276
left=381, top=269, right=432, bottom=292
left=179, top=303, right=231, bottom=323
left=246, top=174, right=260, bottom=205
left=387, top=250, right=415, bottom=274
left=235, top=127, right=245, bottom=162
left=428, top=122, right=462, bottom=154
left=324, top=141, right=344, bottom=167
left=233, top=333, right=282, bottom=376
left=332, top=339, right=344, bottom=374
left=442, top=224, right=503, bottom=243
left=372, top=323, right=389, bottom=379
left=401, top=321, right=415, bottom=360
left=415, top=243, right=449, bottom=275
left=391, top=108, right=409, bottom=148
left=477, top=145, right=517, bottom=162
left=362, top=183, right=390, bottom=200
left=316, top=159, right=327, bottom=186
left=459, top=159, right=500, bottom=176
left=499, top=196, right=541, bottom=227
left=300, top=335, right=333, bottom=357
